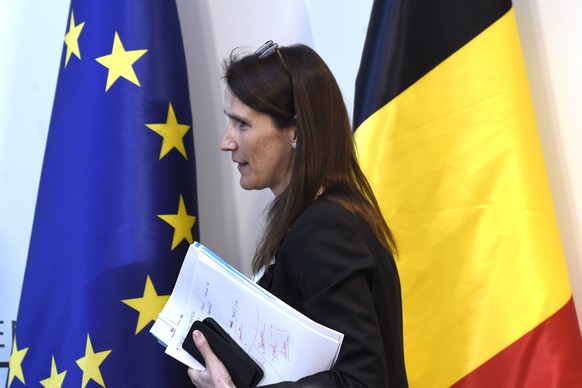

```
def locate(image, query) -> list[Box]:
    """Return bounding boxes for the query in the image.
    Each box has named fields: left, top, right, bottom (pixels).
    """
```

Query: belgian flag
left=353, top=0, right=582, bottom=386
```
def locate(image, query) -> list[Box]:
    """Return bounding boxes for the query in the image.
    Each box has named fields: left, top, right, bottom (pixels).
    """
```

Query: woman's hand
left=187, top=329, right=236, bottom=387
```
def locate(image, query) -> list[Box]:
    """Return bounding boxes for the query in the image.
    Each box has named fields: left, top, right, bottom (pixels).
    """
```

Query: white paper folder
left=151, top=242, right=344, bottom=386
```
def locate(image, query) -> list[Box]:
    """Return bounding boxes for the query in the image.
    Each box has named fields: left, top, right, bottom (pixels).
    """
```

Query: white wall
left=0, top=0, right=580, bottom=383
left=513, top=0, right=582, bottom=326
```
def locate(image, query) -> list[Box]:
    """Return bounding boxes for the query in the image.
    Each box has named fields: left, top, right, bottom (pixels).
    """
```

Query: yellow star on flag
left=40, top=356, right=67, bottom=388
left=75, top=334, right=112, bottom=388
left=122, top=275, right=170, bottom=334
left=145, top=103, right=191, bottom=160
left=158, top=194, right=196, bottom=250
left=95, top=32, right=147, bottom=91
left=8, top=337, right=29, bottom=386
left=63, top=10, right=85, bottom=68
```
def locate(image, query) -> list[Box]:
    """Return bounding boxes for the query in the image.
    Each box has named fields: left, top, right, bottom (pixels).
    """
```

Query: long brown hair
left=223, top=43, right=397, bottom=275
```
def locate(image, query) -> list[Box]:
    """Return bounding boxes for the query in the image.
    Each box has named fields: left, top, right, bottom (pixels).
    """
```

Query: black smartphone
left=182, top=317, right=264, bottom=387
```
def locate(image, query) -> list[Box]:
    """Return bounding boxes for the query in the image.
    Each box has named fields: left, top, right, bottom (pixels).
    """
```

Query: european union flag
left=10, top=1, right=198, bottom=386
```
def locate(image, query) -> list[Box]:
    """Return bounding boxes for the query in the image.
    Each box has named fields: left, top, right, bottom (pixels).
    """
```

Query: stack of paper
left=151, top=242, right=344, bottom=386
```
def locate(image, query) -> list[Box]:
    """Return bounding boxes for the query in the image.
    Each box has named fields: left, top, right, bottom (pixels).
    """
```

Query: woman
left=188, top=41, right=408, bottom=387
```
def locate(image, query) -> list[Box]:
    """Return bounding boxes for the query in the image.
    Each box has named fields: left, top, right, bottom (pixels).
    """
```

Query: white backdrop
left=1, top=0, right=581, bottom=383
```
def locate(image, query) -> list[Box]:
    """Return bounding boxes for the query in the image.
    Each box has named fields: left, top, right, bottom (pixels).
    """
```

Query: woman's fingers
left=193, top=330, right=219, bottom=365
left=188, top=366, right=206, bottom=386
left=187, top=330, right=236, bottom=387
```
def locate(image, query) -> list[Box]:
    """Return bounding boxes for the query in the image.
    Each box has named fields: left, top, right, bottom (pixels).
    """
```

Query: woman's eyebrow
left=224, top=110, right=249, bottom=123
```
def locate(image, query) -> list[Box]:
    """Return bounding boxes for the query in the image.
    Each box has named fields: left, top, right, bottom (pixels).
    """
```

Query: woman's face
left=221, top=88, right=296, bottom=196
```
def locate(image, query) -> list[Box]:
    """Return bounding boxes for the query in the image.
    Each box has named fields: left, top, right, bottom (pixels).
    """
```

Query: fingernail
left=193, top=330, right=201, bottom=340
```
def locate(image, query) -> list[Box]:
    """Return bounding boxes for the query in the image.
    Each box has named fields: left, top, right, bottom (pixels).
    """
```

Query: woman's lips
left=237, top=162, right=248, bottom=173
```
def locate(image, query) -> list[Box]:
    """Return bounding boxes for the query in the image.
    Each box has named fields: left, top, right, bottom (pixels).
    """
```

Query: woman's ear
left=291, top=128, right=297, bottom=149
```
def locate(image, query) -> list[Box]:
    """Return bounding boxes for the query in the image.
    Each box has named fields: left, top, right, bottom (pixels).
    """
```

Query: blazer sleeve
left=260, top=203, right=394, bottom=387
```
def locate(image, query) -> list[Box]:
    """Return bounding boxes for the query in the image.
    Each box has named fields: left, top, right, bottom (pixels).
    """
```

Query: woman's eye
left=237, top=120, right=248, bottom=129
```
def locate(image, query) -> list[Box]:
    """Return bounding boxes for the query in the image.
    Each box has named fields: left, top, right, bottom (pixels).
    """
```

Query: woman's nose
left=220, top=126, right=236, bottom=151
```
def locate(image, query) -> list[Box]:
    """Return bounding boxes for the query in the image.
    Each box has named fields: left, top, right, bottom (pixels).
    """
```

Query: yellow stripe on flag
left=355, top=9, right=571, bottom=387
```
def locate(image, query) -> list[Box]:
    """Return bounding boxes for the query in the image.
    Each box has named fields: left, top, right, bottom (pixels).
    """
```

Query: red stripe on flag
left=452, top=297, right=582, bottom=388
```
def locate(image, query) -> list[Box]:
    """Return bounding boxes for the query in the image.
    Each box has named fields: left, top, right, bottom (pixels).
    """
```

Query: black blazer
left=258, top=199, right=408, bottom=387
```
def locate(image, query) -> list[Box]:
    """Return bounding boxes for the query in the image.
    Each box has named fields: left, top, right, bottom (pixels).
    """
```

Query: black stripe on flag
left=353, top=0, right=512, bottom=129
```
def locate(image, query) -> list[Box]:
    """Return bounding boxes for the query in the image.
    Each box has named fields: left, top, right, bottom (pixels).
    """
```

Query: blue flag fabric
left=10, top=1, right=198, bottom=386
